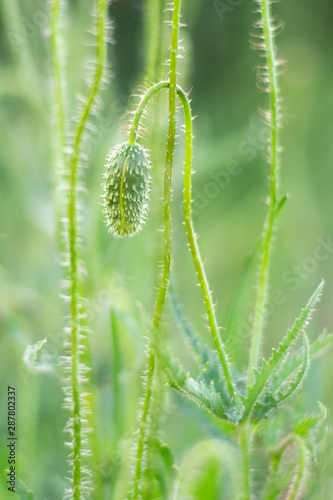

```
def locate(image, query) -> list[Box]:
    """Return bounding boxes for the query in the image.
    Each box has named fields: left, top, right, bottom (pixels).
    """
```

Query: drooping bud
left=102, top=141, right=151, bottom=237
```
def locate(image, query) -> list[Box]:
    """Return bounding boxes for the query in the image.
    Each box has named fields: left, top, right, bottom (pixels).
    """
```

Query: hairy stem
left=130, top=79, right=236, bottom=400
left=152, top=0, right=181, bottom=328
left=177, top=88, right=235, bottom=401
left=248, top=0, right=280, bottom=384
left=131, top=1, right=182, bottom=497
left=128, top=81, right=169, bottom=144
left=131, top=349, right=156, bottom=499
left=53, top=0, right=108, bottom=497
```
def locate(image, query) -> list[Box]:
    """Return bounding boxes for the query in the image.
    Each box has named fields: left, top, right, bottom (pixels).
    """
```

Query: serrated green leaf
left=294, top=402, right=327, bottom=436
left=169, top=284, right=221, bottom=374
left=258, top=333, right=310, bottom=418
left=269, top=331, right=333, bottom=397
left=155, top=343, right=238, bottom=424
left=169, top=284, right=235, bottom=410
left=242, top=281, right=323, bottom=421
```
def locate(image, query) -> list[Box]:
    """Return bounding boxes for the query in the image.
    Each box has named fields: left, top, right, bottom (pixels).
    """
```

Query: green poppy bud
left=103, top=142, right=151, bottom=237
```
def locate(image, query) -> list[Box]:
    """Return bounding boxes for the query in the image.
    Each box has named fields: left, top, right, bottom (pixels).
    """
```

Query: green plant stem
left=239, top=423, right=251, bottom=500
left=131, top=349, right=156, bottom=499
left=247, top=0, right=279, bottom=384
left=65, top=1, right=107, bottom=497
left=130, top=79, right=236, bottom=402
left=153, top=0, right=181, bottom=327
left=177, top=88, right=235, bottom=401
left=128, top=81, right=169, bottom=144
left=131, top=1, right=182, bottom=497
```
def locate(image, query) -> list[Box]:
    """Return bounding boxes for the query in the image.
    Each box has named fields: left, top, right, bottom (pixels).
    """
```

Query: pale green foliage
left=51, top=0, right=109, bottom=498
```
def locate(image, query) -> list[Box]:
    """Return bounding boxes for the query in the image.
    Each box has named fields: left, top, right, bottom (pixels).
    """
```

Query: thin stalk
left=177, top=88, right=235, bottom=401
left=239, top=423, right=251, bottom=500
left=153, top=0, right=181, bottom=330
left=128, top=81, right=169, bottom=144
left=247, top=0, right=279, bottom=384
left=131, top=349, right=156, bottom=500
left=130, top=80, right=236, bottom=400
left=131, top=1, right=182, bottom=496
left=65, top=1, right=107, bottom=497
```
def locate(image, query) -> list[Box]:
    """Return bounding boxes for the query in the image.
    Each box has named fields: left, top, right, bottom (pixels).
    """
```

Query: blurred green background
left=0, top=0, right=333, bottom=498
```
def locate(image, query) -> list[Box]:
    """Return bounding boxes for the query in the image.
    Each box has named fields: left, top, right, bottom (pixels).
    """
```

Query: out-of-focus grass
left=0, top=0, right=332, bottom=498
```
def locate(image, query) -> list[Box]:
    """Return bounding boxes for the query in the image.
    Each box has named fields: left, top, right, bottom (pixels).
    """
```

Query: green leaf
left=169, top=284, right=220, bottom=371
left=275, top=194, right=288, bottom=217
left=294, top=402, right=327, bottom=437
left=169, top=284, right=234, bottom=410
left=269, top=331, right=333, bottom=396
left=155, top=343, right=237, bottom=424
left=252, top=334, right=310, bottom=421
left=242, top=281, right=323, bottom=421
left=273, top=333, right=310, bottom=404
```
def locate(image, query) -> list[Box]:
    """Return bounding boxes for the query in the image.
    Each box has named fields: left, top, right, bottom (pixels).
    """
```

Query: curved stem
left=177, top=88, right=235, bottom=400
left=247, top=0, right=279, bottom=384
left=130, top=81, right=236, bottom=401
left=128, top=81, right=169, bottom=144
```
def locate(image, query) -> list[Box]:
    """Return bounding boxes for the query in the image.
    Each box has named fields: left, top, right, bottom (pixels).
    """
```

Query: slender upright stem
left=248, top=0, right=279, bottom=384
left=131, top=2, right=182, bottom=497
left=131, top=348, right=156, bottom=500
left=53, top=1, right=108, bottom=497
left=153, top=0, right=181, bottom=327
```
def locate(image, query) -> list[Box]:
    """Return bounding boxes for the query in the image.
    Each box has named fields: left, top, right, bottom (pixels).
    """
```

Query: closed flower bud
left=103, top=141, right=151, bottom=237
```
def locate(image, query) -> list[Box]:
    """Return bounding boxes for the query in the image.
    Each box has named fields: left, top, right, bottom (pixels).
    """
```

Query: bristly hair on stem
left=247, top=0, right=284, bottom=385
left=51, top=1, right=109, bottom=499
left=128, top=1, right=182, bottom=498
